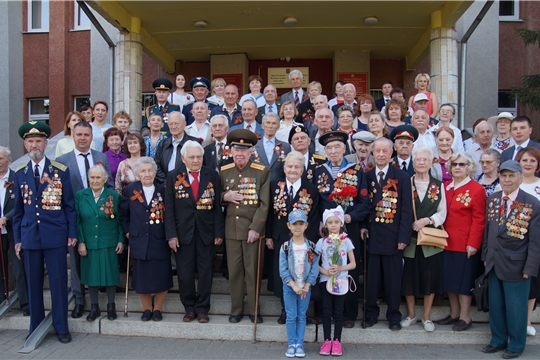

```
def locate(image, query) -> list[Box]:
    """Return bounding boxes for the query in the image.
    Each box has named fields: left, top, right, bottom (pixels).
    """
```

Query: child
left=279, top=209, right=319, bottom=358
left=315, top=206, right=356, bottom=356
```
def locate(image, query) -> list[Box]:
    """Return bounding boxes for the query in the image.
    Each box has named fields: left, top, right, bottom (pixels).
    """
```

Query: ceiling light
left=364, top=16, right=378, bottom=26
left=283, top=16, right=297, bottom=26
left=194, top=20, right=208, bottom=28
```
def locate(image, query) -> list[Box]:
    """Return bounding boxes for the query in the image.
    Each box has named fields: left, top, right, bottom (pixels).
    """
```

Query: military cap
left=153, top=78, right=173, bottom=91
left=319, top=131, right=348, bottom=146
left=18, top=121, right=51, bottom=139
left=190, top=77, right=210, bottom=89
left=352, top=131, right=376, bottom=144
left=227, top=129, right=258, bottom=149
left=390, top=125, right=418, bottom=142
left=499, top=160, right=522, bottom=174
left=288, top=124, right=309, bottom=144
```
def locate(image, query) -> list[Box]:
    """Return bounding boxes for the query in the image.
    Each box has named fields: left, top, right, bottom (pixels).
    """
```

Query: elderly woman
left=431, top=126, right=455, bottom=182
left=384, top=99, right=407, bottom=132
left=119, top=157, right=173, bottom=322
left=515, top=147, right=540, bottom=336
left=102, top=127, right=126, bottom=181
left=488, top=112, right=514, bottom=151
left=207, top=77, right=226, bottom=105
left=75, top=165, right=124, bottom=322
left=355, top=94, right=375, bottom=131
left=368, top=111, right=390, bottom=139
left=276, top=101, right=300, bottom=143
left=115, top=133, right=146, bottom=194
left=408, top=73, right=439, bottom=118
left=431, top=104, right=464, bottom=153
left=56, top=111, right=96, bottom=157
left=296, top=81, right=322, bottom=127
left=266, top=151, right=320, bottom=324
left=143, top=113, right=167, bottom=158
left=475, top=148, right=502, bottom=196
left=336, top=106, right=356, bottom=152
left=436, top=152, right=486, bottom=331
left=239, top=75, right=265, bottom=107
left=112, top=111, right=132, bottom=136
left=400, top=147, right=447, bottom=332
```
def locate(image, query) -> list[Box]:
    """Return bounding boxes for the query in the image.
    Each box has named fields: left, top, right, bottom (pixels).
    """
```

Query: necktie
left=514, top=146, right=522, bottom=160
left=402, top=161, right=407, bottom=171
left=217, top=142, right=223, bottom=159
left=34, top=164, right=40, bottom=188
left=288, top=185, right=294, bottom=213
left=265, top=140, right=274, bottom=163
left=294, top=91, right=300, bottom=108
left=267, top=106, right=273, bottom=113
left=159, top=105, right=163, bottom=112
left=247, top=124, right=252, bottom=132
left=378, top=171, right=384, bottom=187
left=79, top=153, right=90, bottom=187
left=190, top=171, right=199, bottom=199
left=499, top=195, right=509, bottom=232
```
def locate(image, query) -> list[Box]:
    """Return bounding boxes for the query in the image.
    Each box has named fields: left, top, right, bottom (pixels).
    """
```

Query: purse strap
left=410, top=176, right=445, bottom=231
left=348, top=275, right=357, bottom=293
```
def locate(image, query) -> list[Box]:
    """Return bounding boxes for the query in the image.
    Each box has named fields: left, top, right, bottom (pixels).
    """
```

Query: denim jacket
left=279, top=237, right=319, bottom=286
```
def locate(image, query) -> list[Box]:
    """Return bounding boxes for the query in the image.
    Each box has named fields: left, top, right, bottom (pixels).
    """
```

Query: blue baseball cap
left=288, top=209, right=307, bottom=224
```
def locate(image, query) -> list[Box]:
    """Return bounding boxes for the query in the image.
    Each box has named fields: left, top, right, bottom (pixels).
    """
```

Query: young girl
left=279, top=210, right=319, bottom=358
left=316, top=206, right=356, bottom=356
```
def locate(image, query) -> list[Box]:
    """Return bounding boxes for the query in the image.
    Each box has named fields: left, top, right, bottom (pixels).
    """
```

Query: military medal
left=293, top=189, right=313, bottom=215
left=196, top=182, right=215, bottom=210
left=239, top=177, right=258, bottom=205
left=427, top=183, right=440, bottom=202
left=174, top=173, right=190, bottom=199
left=273, top=182, right=288, bottom=219
left=99, top=194, right=116, bottom=218
left=42, top=171, right=63, bottom=210
left=149, top=193, right=164, bottom=224
left=455, top=190, right=472, bottom=207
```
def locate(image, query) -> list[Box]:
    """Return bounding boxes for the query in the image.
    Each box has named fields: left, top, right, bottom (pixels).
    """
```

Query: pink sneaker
left=331, top=339, right=343, bottom=356
left=319, top=340, right=332, bottom=355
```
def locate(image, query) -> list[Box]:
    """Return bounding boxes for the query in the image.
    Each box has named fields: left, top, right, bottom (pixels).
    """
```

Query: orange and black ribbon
left=382, top=179, right=398, bottom=192
left=130, top=189, right=144, bottom=203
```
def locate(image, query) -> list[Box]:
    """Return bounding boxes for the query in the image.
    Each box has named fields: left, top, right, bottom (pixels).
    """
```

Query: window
left=74, top=1, right=91, bottom=30
left=74, top=97, right=91, bottom=111
left=498, top=91, right=517, bottom=115
left=499, top=0, right=520, bottom=21
left=142, top=93, right=157, bottom=117
left=28, top=0, right=49, bottom=32
left=370, top=89, right=383, bottom=101
left=29, top=99, right=50, bottom=124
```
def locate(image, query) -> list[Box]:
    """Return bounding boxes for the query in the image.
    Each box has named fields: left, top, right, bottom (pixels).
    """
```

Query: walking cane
left=0, top=236, right=8, bottom=305
left=124, top=245, right=130, bottom=317
left=361, top=230, right=368, bottom=329
left=252, top=236, right=263, bottom=344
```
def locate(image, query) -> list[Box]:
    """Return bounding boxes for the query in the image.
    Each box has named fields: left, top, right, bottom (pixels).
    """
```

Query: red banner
left=336, top=72, right=368, bottom=94
left=213, top=74, right=243, bottom=96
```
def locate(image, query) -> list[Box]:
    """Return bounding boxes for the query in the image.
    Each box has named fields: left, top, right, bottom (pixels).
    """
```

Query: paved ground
left=1, top=329, right=540, bottom=359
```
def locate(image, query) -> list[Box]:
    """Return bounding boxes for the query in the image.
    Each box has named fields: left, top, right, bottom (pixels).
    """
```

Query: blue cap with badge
left=190, top=76, right=211, bottom=89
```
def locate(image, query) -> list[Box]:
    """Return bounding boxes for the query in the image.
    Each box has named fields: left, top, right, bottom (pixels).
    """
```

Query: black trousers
left=0, top=234, right=28, bottom=307
left=365, top=252, right=403, bottom=322
left=320, top=281, right=345, bottom=341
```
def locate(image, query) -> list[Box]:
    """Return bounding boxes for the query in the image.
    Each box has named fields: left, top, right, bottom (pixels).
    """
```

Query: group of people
left=3, top=70, right=539, bottom=359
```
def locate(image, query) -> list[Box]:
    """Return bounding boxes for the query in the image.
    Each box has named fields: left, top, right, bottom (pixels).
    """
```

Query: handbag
left=326, top=274, right=357, bottom=296
left=471, top=272, right=489, bottom=312
left=411, top=177, right=448, bottom=249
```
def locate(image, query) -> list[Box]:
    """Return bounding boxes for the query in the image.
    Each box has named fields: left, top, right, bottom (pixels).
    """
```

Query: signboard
left=213, top=73, right=243, bottom=96
left=336, top=72, right=368, bottom=94
left=268, top=67, right=309, bottom=89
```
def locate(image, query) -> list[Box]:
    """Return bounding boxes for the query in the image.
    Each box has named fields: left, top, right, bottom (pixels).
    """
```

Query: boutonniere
left=365, top=162, right=374, bottom=172
left=130, top=189, right=144, bottom=203
left=99, top=194, right=115, bottom=218
left=274, top=143, right=286, bottom=162
left=427, top=182, right=440, bottom=202
left=40, top=172, right=53, bottom=185
left=432, top=157, right=439, bottom=165
left=161, top=105, right=169, bottom=113
left=382, top=179, right=398, bottom=192
left=4, top=181, right=13, bottom=189
left=95, top=161, right=104, bottom=167
left=392, top=162, right=401, bottom=169
left=255, top=132, right=262, bottom=140
left=234, top=115, right=242, bottom=125
left=302, top=93, right=309, bottom=102
left=499, top=141, right=510, bottom=151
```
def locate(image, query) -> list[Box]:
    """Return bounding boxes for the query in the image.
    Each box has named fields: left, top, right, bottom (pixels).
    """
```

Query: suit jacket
left=229, top=121, right=265, bottom=139
left=203, top=141, right=233, bottom=172
left=56, top=149, right=114, bottom=194
left=482, top=189, right=540, bottom=281
left=119, top=182, right=169, bottom=261
left=254, top=138, right=291, bottom=182
left=345, top=153, right=375, bottom=173
left=12, top=158, right=77, bottom=249
left=364, top=165, right=413, bottom=255
left=164, top=164, right=224, bottom=246
left=501, top=141, right=540, bottom=161
left=154, top=133, right=200, bottom=185
left=280, top=88, right=307, bottom=106
left=392, top=156, right=415, bottom=176
left=210, top=104, right=242, bottom=128
left=3, top=169, right=16, bottom=244
left=255, top=104, right=280, bottom=124
left=375, top=97, right=388, bottom=112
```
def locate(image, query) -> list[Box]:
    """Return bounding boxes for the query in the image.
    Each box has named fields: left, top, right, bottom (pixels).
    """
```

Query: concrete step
left=0, top=311, right=99, bottom=334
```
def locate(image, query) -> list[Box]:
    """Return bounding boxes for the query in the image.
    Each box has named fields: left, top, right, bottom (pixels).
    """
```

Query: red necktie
left=190, top=171, right=199, bottom=199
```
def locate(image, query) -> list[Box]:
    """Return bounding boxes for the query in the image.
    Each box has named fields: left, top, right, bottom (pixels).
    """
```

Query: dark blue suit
left=182, top=100, right=218, bottom=126
left=12, top=158, right=76, bottom=336
left=392, top=156, right=415, bottom=176
left=501, top=141, right=540, bottom=162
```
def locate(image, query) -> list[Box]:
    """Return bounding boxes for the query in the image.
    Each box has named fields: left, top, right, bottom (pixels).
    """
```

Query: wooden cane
left=124, top=246, right=130, bottom=317
left=252, top=237, right=263, bottom=344
left=0, top=235, right=8, bottom=305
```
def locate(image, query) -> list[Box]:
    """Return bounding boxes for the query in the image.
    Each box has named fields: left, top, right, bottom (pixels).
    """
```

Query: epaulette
left=221, top=163, right=235, bottom=171
left=312, top=154, right=326, bottom=161
left=50, top=160, right=67, bottom=171
left=250, top=162, right=266, bottom=171
left=169, top=102, right=179, bottom=107
left=15, top=163, right=27, bottom=173
left=183, top=101, right=195, bottom=107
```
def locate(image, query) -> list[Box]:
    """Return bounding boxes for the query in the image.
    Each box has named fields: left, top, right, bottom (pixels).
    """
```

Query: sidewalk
left=1, top=330, right=540, bottom=359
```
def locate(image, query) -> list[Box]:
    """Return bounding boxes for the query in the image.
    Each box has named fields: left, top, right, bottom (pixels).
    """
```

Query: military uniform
left=141, top=101, right=181, bottom=137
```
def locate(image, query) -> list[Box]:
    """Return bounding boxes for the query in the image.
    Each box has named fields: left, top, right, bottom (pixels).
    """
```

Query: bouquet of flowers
left=328, top=185, right=357, bottom=230
left=327, top=232, right=348, bottom=292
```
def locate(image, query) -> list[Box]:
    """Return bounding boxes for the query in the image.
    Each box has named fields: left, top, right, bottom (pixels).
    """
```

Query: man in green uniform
left=220, top=129, right=270, bottom=323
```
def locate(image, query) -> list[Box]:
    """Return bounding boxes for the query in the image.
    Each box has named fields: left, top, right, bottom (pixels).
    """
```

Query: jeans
left=283, top=284, right=311, bottom=346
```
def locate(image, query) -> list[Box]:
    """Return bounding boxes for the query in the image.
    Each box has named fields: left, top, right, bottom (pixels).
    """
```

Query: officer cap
left=352, top=131, right=376, bottom=144
left=319, top=131, right=348, bottom=146
left=288, top=125, right=309, bottom=144
left=18, top=121, right=51, bottom=139
left=227, top=129, right=258, bottom=149
left=390, top=125, right=418, bottom=142
left=190, top=77, right=210, bottom=89
left=499, top=160, right=522, bottom=174
left=153, top=78, right=173, bottom=91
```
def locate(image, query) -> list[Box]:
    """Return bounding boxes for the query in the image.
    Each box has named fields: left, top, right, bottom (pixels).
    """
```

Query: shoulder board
left=312, top=154, right=326, bottom=160
left=15, top=163, right=27, bottom=172
left=50, top=160, right=67, bottom=171
left=250, top=163, right=266, bottom=171
left=169, top=102, right=179, bottom=107
left=184, top=101, right=194, bottom=106
left=221, top=163, right=235, bottom=171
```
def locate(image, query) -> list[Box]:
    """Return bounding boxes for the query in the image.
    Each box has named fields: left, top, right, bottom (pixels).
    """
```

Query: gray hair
left=288, top=70, right=303, bottom=80
left=315, top=107, right=333, bottom=118
left=242, top=99, right=257, bottom=109
left=210, top=114, right=229, bottom=128
left=264, top=84, right=277, bottom=92
left=412, top=146, right=433, bottom=160
left=373, top=137, right=394, bottom=151
left=168, top=111, right=186, bottom=123
left=262, top=112, right=280, bottom=125
left=133, top=156, right=157, bottom=175
left=0, top=146, right=12, bottom=159
left=88, top=164, right=108, bottom=181
left=314, top=94, right=328, bottom=103
left=342, top=83, right=356, bottom=93
left=337, top=105, right=355, bottom=117
left=473, top=120, right=493, bottom=136
left=481, top=148, right=502, bottom=165
left=284, top=150, right=305, bottom=169
left=148, top=113, right=163, bottom=122
left=445, top=152, right=477, bottom=178
left=180, top=140, right=204, bottom=158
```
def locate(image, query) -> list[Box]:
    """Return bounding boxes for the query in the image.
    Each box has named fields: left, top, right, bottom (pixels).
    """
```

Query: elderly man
left=279, top=70, right=306, bottom=108
left=412, top=110, right=436, bottom=150
left=466, top=120, right=496, bottom=177
left=141, top=78, right=181, bottom=137
left=391, top=125, right=419, bottom=176
left=203, top=114, right=231, bottom=171
left=165, top=141, right=224, bottom=323
left=254, top=113, right=291, bottom=182
left=210, top=84, right=242, bottom=128
left=315, top=131, right=370, bottom=328
left=311, top=108, right=335, bottom=157
left=345, top=131, right=376, bottom=172
left=481, top=160, right=540, bottom=359
left=502, top=116, right=540, bottom=162
left=0, top=146, right=29, bottom=315
left=229, top=99, right=264, bottom=138
left=182, top=77, right=218, bottom=125
left=220, top=129, right=270, bottom=324
left=375, top=80, right=393, bottom=111
left=255, top=85, right=280, bottom=124
left=185, top=101, right=212, bottom=147
left=288, top=125, right=325, bottom=183
left=13, top=122, right=76, bottom=343
left=331, top=83, right=357, bottom=117
left=155, top=111, right=200, bottom=184
left=404, top=93, right=438, bottom=127
left=362, top=137, right=413, bottom=330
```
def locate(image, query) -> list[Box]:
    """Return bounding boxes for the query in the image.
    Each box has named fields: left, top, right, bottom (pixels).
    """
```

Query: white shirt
left=31, top=157, right=47, bottom=180
left=142, top=185, right=155, bottom=206
left=293, top=89, right=305, bottom=102
left=275, top=121, right=301, bottom=144
left=215, top=139, right=227, bottom=161
left=286, top=178, right=302, bottom=199
left=303, top=152, right=310, bottom=170
left=186, top=121, right=210, bottom=142
left=187, top=169, right=200, bottom=184
left=0, top=169, right=10, bottom=234
left=74, top=149, right=94, bottom=188
left=314, top=132, right=327, bottom=157
left=264, top=137, right=276, bottom=163
left=244, top=121, right=256, bottom=133
left=414, top=131, right=437, bottom=150
left=375, top=164, right=390, bottom=181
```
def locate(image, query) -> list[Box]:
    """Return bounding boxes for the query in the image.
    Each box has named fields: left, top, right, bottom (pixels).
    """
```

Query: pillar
left=333, top=50, right=370, bottom=93
left=210, top=54, right=249, bottom=96
left=430, top=10, right=459, bottom=119
left=115, top=18, right=143, bottom=132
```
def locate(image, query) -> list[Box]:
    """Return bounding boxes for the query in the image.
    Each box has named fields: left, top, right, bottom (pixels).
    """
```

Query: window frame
left=497, top=91, right=518, bottom=115
left=28, top=98, right=50, bottom=124
left=27, top=0, right=50, bottom=32
left=499, top=0, right=521, bottom=22
left=73, top=1, right=91, bottom=31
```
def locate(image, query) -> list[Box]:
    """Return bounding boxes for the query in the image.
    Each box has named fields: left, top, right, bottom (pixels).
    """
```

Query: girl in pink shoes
left=315, top=206, right=356, bottom=356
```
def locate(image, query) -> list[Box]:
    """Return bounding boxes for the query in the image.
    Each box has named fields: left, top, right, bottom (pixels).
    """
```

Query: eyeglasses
left=480, top=160, right=494, bottom=165
left=440, top=109, right=454, bottom=115
left=451, top=162, right=468, bottom=168
left=360, top=101, right=372, bottom=105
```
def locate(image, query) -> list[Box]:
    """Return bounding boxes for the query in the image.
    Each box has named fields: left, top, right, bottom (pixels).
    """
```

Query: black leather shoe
left=277, top=309, right=286, bottom=324
left=22, top=307, right=30, bottom=316
left=107, top=303, right=117, bottom=321
left=86, top=304, right=101, bottom=322
left=249, top=314, right=263, bottom=323
left=57, top=332, right=72, bottom=344
left=116, top=286, right=126, bottom=293
left=152, top=310, right=163, bottom=322
left=481, top=345, right=506, bottom=354
left=502, top=350, right=522, bottom=359
left=141, top=309, right=153, bottom=322
left=71, top=304, right=84, bottom=319
left=228, top=314, right=243, bottom=323
left=452, top=319, right=472, bottom=331
left=343, top=320, right=355, bottom=328
left=436, top=314, right=459, bottom=325
left=361, top=318, right=378, bottom=328
left=389, top=321, right=402, bottom=331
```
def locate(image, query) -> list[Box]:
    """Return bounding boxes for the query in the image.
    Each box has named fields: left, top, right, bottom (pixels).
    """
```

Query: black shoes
left=436, top=315, right=459, bottom=325
left=22, top=306, right=30, bottom=316
left=277, top=309, right=286, bottom=324
left=481, top=345, right=506, bottom=354
left=343, top=320, right=355, bottom=328
left=452, top=319, right=472, bottom=331
left=389, top=321, right=402, bottom=331
left=502, top=350, right=522, bottom=359
left=107, top=303, right=117, bottom=321
left=361, top=318, right=378, bottom=328
left=228, top=314, right=243, bottom=323
left=249, top=314, right=263, bottom=323
left=57, top=332, right=72, bottom=344
left=86, top=304, right=101, bottom=322
left=141, top=309, right=153, bottom=322
left=71, top=304, right=84, bottom=319
left=153, top=310, right=163, bottom=322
